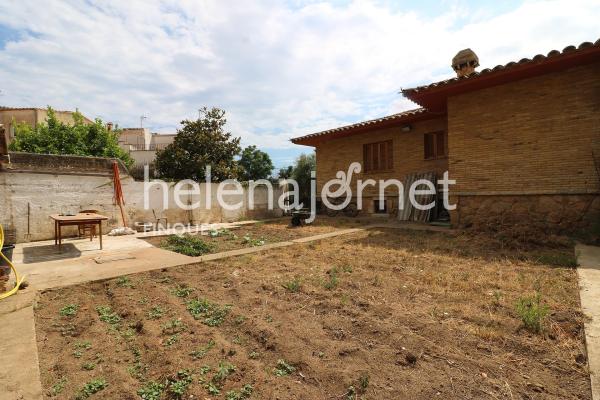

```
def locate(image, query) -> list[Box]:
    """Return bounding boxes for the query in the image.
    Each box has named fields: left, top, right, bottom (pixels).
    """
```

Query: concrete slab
left=0, top=292, right=42, bottom=400
left=577, top=243, right=600, bottom=400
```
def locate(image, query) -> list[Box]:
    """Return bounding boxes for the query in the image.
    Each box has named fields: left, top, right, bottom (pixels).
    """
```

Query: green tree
left=278, top=165, right=293, bottom=180
left=292, top=153, right=315, bottom=201
left=238, top=145, right=274, bottom=181
left=155, top=107, right=241, bottom=182
left=9, top=107, right=133, bottom=168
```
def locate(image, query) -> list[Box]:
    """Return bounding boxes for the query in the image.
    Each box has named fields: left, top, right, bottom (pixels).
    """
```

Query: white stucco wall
left=0, top=171, right=283, bottom=243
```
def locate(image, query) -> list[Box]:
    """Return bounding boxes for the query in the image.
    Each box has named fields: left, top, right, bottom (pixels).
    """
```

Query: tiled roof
left=291, top=108, right=430, bottom=145
left=402, top=39, right=600, bottom=96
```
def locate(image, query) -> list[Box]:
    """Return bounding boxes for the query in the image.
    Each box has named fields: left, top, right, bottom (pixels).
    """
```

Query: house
left=117, top=127, right=176, bottom=167
left=291, top=39, right=600, bottom=233
left=0, top=107, right=93, bottom=145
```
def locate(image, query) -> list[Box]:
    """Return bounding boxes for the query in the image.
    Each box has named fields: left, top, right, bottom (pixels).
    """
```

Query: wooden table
left=50, top=213, right=109, bottom=249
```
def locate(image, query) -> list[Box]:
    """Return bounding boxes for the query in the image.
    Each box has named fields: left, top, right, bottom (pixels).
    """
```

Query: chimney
left=452, top=48, right=479, bottom=77
left=107, top=122, right=113, bottom=131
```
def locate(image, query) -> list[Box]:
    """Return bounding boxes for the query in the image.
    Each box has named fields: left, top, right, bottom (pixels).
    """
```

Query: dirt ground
left=35, top=227, right=591, bottom=399
left=142, top=218, right=364, bottom=255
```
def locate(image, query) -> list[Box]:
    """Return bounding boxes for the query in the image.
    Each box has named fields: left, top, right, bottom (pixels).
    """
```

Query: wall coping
left=1, top=152, right=130, bottom=177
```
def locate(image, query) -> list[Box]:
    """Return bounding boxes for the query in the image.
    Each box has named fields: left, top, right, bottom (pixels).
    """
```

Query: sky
left=0, top=1, right=598, bottom=169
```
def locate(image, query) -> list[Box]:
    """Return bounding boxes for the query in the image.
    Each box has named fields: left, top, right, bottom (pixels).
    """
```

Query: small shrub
left=82, top=362, right=96, bottom=371
left=147, top=306, right=165, bottom=320
left=161, top=234, right=214, bottom=256
left=137, top=381, right=165, bottom=400
left=346, top=385, right=357, bottom=400
left=213, top=361, right=236, bottom=383
left=186, top=298, right=231, bottom=327
left=323, top=268, right=339, bottom=290
left=226, top=384, right=254, bottom=400
left=242, top=234, right=266, bottom=247
left=168, top=370, right=193, bottom=399
left=116, top=276, right=134, bottom=288
left=273, top=359, right=295, bottom=376
left=59, top=304, right=79, bottom=317
left=282, top=277, right=301, bottom=293
left=49, top=377, right=67, bottom=396
left=162, top=319, right=186, bottom=335
left=516, top=293, right=549, bottom=333
left=171, top=285, right=194, bottom=298
left=96, top=306, right=121, bottom=325
left=75, top=378, right=107, bottom=399
left=190, top=339, right=216, bottom=359
left=164, top=334, right=180, bottom=347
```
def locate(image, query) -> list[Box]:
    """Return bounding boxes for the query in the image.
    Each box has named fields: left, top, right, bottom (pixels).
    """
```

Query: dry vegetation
left=142, top=218, right=363, bottom=256
left=35, top=226, right=590, bottom=399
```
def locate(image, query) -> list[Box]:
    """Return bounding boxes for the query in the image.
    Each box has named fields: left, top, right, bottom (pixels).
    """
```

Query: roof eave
left=402, top=41, right=600, bottom=111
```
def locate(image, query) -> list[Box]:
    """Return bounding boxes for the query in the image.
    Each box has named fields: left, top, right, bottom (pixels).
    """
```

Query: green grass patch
left=96, top=306, right=121, bottom=325
left=147, top=306, right=165, bottom=320
left=59, top=304, right=79, bottom=317
left=75, top=378, right=107, bottom=399
left=516, top=292, right=550, bottom=333
left=186, top=298, right=231, bottom=327
left=161, top=234, right=214, bottom=256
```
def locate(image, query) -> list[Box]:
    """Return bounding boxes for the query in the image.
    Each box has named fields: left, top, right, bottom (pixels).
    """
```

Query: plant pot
left=0, top=244, right=15, bottom=276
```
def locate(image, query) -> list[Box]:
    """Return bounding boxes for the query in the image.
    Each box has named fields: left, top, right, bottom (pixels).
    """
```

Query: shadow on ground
left=22, top=243, right=81, bottom=264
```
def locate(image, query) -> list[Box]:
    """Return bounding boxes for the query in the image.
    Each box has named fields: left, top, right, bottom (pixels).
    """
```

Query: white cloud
left=0, top=0, right=598, bottom=151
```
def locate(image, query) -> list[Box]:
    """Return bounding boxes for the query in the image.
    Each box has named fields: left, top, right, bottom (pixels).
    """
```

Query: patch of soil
left=35, top=227, right=591, bottom=399
left=142, top=218, right=362, bottom=255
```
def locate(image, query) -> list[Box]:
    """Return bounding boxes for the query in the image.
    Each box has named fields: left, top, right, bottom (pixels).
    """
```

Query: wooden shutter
left=424, top=133, right=435, bottom=159
left=436, top=132, right=446, bottom=157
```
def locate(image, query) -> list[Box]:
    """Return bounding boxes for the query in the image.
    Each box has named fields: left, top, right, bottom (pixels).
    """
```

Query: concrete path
left=577, top=244, right=600, bottom=400
left=0, top=221, right=449, bottom=399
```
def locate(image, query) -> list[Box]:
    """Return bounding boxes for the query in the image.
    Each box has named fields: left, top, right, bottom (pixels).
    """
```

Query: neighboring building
left=0, top=107, right=93, bottom=145
left=118, top=127, right=176, bottom=166
left=291, top=39, right=600, bottom=233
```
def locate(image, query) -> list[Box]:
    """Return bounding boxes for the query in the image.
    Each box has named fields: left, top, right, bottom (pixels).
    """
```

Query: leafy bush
left=273, top=359, right=296, bottom=376
left=9, top=107, right=133, bottom=168
left=161, top=234, right=214, bottom=256
left=168, top=370, right=193, bottom=399
left=59, top=304, right=79, bottom=317
left=75, top=378, right=107, bottom=399
left=516, top=293, right=549, bottom=333
left=137, top=381, right=165, bottom=400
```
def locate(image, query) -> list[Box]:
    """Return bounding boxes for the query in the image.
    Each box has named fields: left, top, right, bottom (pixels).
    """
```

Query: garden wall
left=0, top=153, right=284, bottom=243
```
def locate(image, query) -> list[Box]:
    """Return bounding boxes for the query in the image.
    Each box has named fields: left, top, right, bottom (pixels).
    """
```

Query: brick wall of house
left=447, top=61, right=600, bottom=232
left=315, top=116, right=448, bottom=212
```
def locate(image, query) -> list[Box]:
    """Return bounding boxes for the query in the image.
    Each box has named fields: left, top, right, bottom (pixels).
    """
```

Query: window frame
left=424, top=131, right=447, bottom=160
left=363, top=139, right=394, bottom=173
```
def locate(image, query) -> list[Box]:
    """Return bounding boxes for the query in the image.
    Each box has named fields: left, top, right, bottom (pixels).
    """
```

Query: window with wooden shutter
left=424, top=131, right=447, bottom=160
left=363, top=140, right=393, bottom=172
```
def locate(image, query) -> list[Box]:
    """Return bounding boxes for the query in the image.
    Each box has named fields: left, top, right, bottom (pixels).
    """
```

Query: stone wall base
left=455, top=194, right=600, bottom=236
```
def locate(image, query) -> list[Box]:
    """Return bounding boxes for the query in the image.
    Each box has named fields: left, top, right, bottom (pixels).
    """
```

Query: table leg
left=54, top=221, right=57, bottom=245
left=58, top=223, right=62, bottom=250
left=99, top=221, right=103, bottom=250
